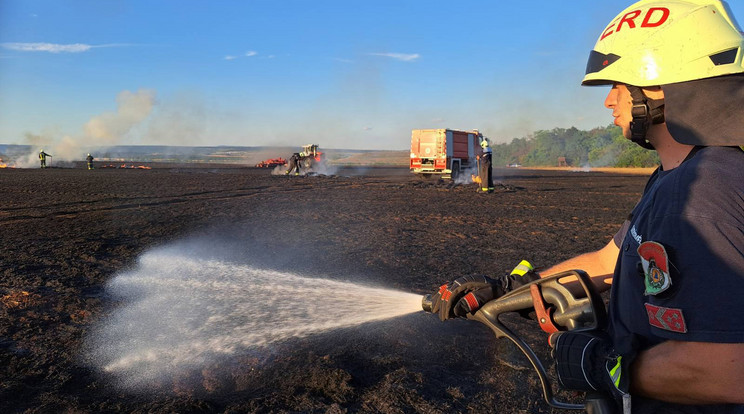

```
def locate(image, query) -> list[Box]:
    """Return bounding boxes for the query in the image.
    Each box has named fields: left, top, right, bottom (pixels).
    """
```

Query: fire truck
left=409, top=129, right=486, bottom=179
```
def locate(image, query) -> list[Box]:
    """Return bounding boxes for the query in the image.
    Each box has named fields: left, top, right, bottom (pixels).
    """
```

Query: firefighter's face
left=604, top=83, right=664, bottom=140
left=604, top=83, right=633, bottom=139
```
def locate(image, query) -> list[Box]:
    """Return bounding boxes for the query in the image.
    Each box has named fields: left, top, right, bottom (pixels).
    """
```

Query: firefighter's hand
left=429, top=260, right=540, bottom=321
left=549, top=331, right=631, bottom=409
left=504, top=259, right=541, bottom=291
left=429, top=275, right=507, bottom=321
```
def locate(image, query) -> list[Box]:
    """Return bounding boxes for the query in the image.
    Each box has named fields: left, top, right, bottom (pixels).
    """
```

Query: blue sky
left=2, top=0, right=744, bottom=153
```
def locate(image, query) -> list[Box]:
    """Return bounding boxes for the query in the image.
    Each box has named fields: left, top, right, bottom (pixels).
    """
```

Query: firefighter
left=478, top=139, right=494, bottom=193
left=86, top=153, right=94, bottom=170
left=38, top=149, right=51, bottom=168
left=429, top=1, right=744, bottom=412
left=285, top=152, right=301, bottom=176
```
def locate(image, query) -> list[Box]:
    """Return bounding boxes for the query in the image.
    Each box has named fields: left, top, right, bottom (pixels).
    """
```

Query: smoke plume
left=83, top=89, right=155, bottom=145
left=16, top=89, right=156, bottom=167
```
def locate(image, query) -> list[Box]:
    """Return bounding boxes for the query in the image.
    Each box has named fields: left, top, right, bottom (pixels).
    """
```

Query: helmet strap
left=627, top=86, right=665, bottom=150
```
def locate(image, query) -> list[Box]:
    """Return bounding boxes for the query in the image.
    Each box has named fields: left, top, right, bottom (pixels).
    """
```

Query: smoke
left=144, top=91, right=206, bottom=146
left=15, top=89, right=156, bottom=167
left=271, top=164, right=288, bottom=175
left=84, top=89, right=155, bottom=145
left=308, top=161, right=339, bottom=176
left=453, top=164, right=479, bottom=185
left=84, top=245, right=421, bottom=392
left=13, top=132, right=53, bottom=168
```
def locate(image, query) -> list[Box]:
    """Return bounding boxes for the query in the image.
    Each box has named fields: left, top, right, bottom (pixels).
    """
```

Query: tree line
left=490, top=124, right=659, bottom=167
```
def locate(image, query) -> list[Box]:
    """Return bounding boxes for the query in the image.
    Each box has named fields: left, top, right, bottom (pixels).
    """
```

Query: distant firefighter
left=86, top=153, right=94, bottom=170
left=478, top=139, right=493, bottom=193
left=285, top=152, right=301, bottom=176
left=39, top=150, right=52, bottom=169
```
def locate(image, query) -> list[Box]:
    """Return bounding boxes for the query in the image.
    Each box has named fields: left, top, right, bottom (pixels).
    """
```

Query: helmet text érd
left=601, top=7, right=670, bottom=41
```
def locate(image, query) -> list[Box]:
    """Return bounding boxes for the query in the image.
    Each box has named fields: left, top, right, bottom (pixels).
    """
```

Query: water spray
left=86, top=247, right=422, bottom=390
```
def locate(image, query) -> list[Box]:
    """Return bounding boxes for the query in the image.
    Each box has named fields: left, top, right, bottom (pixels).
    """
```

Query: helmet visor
left=585, top=50, right=621, bottom=80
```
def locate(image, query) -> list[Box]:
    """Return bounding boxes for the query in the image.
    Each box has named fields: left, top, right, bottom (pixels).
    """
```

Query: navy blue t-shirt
left=609, top=146, right=744, bottom=413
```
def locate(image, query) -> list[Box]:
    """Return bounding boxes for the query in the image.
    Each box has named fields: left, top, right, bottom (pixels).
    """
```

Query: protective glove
left=429, top=275, right=505, bottom=321
left=429, top=260, right=541, bottom=321
left=506, top=259, right=540, bottom=291
left=549, top=330, right=632, bottom=412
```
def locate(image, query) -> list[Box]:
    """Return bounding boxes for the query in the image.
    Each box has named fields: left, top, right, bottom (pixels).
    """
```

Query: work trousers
left=479, top=153, right=493, bottom=192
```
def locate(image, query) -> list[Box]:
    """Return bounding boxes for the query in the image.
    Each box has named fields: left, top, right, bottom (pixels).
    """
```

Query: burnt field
left=0, top=165, right=647, bottom=414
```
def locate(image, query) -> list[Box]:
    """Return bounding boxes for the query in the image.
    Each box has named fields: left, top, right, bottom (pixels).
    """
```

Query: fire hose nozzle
left=421, top=294, right=433, bottom=313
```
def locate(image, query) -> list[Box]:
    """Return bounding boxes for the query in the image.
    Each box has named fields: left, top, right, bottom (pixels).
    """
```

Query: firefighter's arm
left=538, top=238, right=618, bottom=293
left=631, top=340, right=744, bottom=404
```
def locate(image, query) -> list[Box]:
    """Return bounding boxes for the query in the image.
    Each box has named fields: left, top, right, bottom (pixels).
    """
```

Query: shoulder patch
left=637, top=241, right=672, bottom=295
left=645, top=303, right=687, bottom=333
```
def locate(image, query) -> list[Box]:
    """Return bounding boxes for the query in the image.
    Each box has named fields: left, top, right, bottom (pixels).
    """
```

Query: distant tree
left=490, top=124, right=659, bottom=168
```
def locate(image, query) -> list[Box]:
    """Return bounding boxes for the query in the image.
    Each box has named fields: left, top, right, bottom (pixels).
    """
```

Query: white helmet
left=583, top=0, right=744, bottom=87
left=480, top=139, right=489, bottom=149
left=584, top=0, right=744, bottom=146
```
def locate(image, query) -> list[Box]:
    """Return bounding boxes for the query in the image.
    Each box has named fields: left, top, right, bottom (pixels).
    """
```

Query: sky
left=1, top=0, right=744, bottom=154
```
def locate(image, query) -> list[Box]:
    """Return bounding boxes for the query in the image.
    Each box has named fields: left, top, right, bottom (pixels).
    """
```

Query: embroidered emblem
left=637, top=241, right=671, bottom=296
left=645, top=303, right=687, bottom=333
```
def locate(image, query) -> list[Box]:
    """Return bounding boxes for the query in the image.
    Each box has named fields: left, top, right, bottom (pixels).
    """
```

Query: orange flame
left=116, top=164, right=152, bottom=169
left=100, top=164, right=151, bottom=169
left=471, top=174, right=481, bottom=184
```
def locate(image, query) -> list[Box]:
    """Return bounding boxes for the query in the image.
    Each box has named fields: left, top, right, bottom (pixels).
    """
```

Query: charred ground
left=0, top=165, right=647, bottom=413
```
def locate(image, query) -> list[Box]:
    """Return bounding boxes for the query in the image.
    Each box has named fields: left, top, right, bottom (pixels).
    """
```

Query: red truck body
left=409, top=129, right=484, bottom=179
